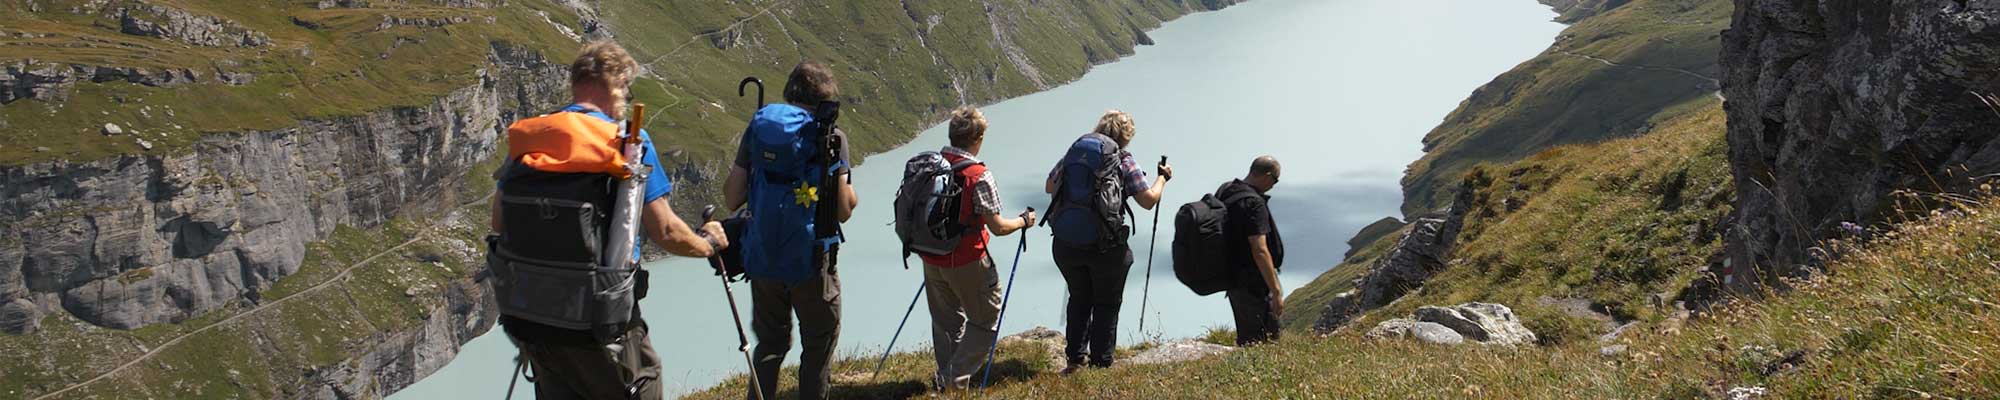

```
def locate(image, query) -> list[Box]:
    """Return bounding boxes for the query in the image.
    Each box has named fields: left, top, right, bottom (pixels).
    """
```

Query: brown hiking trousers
left=748, top=262, right=841, bottom=400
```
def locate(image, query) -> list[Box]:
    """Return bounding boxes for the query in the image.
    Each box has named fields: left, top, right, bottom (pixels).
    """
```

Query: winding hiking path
left=31, top=193, right=493, bottom=400
left=1556, top=49, right=1726, bottom=101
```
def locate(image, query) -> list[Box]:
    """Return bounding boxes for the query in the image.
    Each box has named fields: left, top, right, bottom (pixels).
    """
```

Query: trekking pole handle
left=627, top=103, right=647, bottom=146
left=1158, top=156, right=1171, bottom=181
left=702, top=205, right=717, bottom=223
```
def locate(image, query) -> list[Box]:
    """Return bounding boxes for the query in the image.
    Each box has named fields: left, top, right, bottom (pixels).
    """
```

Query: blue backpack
left=1045, top=133, right=1133, bottom=251
left=743, top=103, right=844, bottom=283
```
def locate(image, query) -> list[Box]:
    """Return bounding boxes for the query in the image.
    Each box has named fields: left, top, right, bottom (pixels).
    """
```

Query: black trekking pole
left=981, top=208, right=1033, bottom=389
left=703, top=206, right=763, bottom=400
left=872, top=281, right=926, bottom=381
left=1138, top=156, right=1168, bottom=339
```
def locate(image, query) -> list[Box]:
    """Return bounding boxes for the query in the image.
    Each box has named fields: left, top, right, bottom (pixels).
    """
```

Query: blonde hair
left=1093, top=110, right=1136, bottom=147
left=947, top=106, right=987, bottom=148
left=570, top=40, right=639, bottom=116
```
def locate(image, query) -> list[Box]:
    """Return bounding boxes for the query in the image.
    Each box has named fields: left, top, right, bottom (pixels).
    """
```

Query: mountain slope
left=1398, top=0, right=1727, bottom=217
left=1289, top=99, right=1729, bottom=336
left=1284, top=0, right=1731, bottom=336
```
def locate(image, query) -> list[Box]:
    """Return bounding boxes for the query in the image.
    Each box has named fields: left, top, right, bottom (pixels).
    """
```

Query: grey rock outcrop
left=1128, top=341, right=1235, bottom=365
left=118, top=4, right=271, bottom=48
left=2, top=61, right=231, bottom=104
left=1367, top=303, right=1536, bottom=346
left=1412, top=303, right=1536, bottom=345
left=0, top=43, right=565, bottom=335
left=997, top=326, right=1066, bottom=370
left=1365, top=319, right=1464, bottom=345
left=1721, top=0, right=2000, bottom=292
left=1312, top=182, right=1474, bottom=334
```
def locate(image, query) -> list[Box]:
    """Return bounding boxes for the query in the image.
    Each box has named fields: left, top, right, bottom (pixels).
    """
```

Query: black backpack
left=488, top=162, right=639, bottom=343
left=1173, top=183, right=1274, bottom=296
left=894, top=151, right=981, bottom=258
left=1045, top=133, right=1133, bottom=250
left=1173, top=193, right=1233, bottom=296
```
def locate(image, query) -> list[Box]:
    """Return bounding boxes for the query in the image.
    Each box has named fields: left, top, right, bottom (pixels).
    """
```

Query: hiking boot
left=1059, top=364, right=1082, bottom=375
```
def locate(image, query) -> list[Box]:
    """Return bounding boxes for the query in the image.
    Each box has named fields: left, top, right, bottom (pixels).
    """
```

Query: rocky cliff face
left=1721, top=0, right=2000, bottom=290
left=0, top=43, right=564, bottom=335
left=1311, top=181, right=1474, bottom=334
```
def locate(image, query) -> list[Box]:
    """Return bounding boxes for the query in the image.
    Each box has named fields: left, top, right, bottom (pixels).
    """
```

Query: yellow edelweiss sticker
left=794, top=182, right=818, bottom=206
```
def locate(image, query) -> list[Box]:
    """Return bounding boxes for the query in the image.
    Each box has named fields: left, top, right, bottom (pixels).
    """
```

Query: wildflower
left=1840, top=221, right=1866, bottom=237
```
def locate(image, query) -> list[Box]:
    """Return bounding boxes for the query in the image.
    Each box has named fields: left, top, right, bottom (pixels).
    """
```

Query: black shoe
left=1059, top=365, right=1081, bottom=375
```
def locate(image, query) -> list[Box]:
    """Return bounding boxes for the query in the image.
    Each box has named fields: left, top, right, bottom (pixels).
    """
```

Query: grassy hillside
left=0, top=0, right=1231, bottom=167
left=0, top=0, right=583, bottom=164
left=1400, top=0, right=1729, bottom=217
left=695, top=181, right=2000, bottom=399
left=1284, top=99, right=1730, bottom=336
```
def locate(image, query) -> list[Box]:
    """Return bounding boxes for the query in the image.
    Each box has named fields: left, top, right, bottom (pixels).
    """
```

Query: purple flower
left=1839, top=221, right=1866, bottom=237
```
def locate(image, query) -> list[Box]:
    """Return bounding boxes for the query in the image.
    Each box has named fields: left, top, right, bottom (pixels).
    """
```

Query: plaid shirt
left=942, top=146, right=1003, bottom=216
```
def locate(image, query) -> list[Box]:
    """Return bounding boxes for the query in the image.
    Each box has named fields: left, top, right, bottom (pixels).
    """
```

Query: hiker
left=488, top=40, right=727, bottom=400
left=723, top=60, right=858, bottom=400
left=1220, top=156, right=1285, bottom=346
left=1043, top=110, right=1172, bottom=373
left=906, top=107, right=1038, bottom=389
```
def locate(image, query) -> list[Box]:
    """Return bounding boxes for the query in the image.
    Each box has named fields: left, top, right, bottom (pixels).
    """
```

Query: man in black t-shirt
left=1220, top=156, right=1284, bottom=346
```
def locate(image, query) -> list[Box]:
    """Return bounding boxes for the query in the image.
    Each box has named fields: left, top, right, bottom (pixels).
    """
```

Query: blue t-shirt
left=507, top=104, right=673, bottom=261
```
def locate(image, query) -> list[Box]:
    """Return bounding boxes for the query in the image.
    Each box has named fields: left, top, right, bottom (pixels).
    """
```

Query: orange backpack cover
left=506, top=112, right=632, bottom=179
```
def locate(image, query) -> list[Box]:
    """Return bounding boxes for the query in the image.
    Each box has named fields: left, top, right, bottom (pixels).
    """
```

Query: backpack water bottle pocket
left=490, top=257, right=595, bottom=330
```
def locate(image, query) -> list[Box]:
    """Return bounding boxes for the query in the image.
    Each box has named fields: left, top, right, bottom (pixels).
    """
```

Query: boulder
left=1128, top=341, right=1234, bottom=365
left=1365, top=318, right=1463, bottom=345
left=1367, top=303, right=1537, bottom=346
left=1413, top=303, right=1537, bottom=345
left=102, top=123, right=124, bottom=136
left=0, top=298, right=40, bottom=334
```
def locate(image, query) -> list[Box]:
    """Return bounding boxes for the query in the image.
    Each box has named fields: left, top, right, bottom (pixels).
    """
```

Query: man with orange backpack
left=487, top=40, right=726, bottom=400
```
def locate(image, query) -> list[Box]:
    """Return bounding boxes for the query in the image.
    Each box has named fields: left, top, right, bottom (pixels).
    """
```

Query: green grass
left=699, top=188, right=2000, bottom=398
left=1287, top=99, right=1732, bottom=336
left=1400, top=0, right=1731, bottom=216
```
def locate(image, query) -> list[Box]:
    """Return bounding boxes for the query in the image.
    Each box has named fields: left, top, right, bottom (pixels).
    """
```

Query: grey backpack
left=894, top=151, right=979, bottom=258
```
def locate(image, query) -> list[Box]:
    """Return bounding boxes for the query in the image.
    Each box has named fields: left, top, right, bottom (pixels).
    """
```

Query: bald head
left=1249, top=156, right=1280, bottom=177
left=1246, top=155, right=1280, bottom=193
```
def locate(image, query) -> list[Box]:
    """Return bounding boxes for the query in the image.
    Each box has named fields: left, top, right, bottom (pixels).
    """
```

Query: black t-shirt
left=1220, top=179, right=1282, bottom=292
